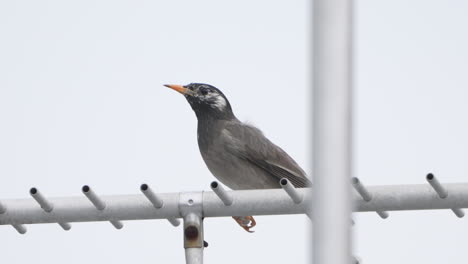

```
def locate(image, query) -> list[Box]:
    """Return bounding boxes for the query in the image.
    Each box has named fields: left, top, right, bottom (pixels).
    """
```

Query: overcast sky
left=1, top=1, right=468, bottom=264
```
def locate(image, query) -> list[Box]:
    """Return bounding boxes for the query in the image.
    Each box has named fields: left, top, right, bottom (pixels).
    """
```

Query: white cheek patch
left=207, top=93, right=227, bottom=110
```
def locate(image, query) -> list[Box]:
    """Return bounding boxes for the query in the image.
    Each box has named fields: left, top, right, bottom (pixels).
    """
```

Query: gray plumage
left=165, top=83, right=311, bottom=190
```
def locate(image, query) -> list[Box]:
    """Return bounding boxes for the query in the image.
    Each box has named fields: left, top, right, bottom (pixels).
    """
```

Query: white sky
left=355, top=1, right=468, bottom=263
left=1, top=1, right=467, bottom=263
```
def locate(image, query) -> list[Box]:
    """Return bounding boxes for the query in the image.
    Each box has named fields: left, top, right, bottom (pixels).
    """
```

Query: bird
left=165, top=83, right=310, bottom=232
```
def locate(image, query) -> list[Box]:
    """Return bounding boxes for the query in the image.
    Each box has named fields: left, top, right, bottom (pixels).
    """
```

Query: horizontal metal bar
left=1, top=184, right=468, bottom=225
left=355, top=184, right=468, bottom=211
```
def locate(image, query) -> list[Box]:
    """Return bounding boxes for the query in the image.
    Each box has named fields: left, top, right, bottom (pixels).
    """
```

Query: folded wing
left=222, top=121, right=311, bottom=188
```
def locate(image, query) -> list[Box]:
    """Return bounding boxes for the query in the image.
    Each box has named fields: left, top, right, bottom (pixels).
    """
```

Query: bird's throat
left=197, top=115, right=237, bottom=152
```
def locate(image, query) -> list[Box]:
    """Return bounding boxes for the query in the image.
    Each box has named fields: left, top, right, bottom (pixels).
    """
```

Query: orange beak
left=164, top=84, right=190, bottom=95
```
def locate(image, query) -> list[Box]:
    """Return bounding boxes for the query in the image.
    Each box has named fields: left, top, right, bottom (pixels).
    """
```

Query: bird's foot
left=232, top=216, right=256, bottom=233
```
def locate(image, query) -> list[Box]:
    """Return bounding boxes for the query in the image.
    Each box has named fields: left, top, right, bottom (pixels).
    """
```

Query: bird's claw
left=232, top=216, right=256, bottom=233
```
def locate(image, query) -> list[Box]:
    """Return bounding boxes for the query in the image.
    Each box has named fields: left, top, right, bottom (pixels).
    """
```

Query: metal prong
left=451, top=208, right=465, bottom=218
left=30, top=187, right=53, bottom=212
left=352, top=177, right=389, bottom=219
left=351, top=178, right=371, bottom=201
left=280, top=178, right=303, bottom=204
left=82, top=185, right=124, bottom=229
left=376, top=211, right=389, bottom=219
left=110, top=220, right=123, bottom=229
left=30, top=187, right=72, bottom=230
left=140, top=184, right=163, bottom=208
left=59, top=222, right=72, bottom=230
left=13, top=224, right=27, bottom=234
left=82, top=185, right=106, bottom=210
left=426, top=173, right=447, bottom=198
left=140, top=184, right=180, bottom=227
left=167, top=218, right=181, bottom=227
left=210, top=181, right=233, bottom=206
left=306, top=210, right=313, bottom=221
left=426, top=173, right=465, bottom=218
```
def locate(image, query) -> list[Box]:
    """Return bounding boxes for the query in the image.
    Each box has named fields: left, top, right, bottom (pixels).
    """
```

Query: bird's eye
left=200, top=88, right=209, bottom=95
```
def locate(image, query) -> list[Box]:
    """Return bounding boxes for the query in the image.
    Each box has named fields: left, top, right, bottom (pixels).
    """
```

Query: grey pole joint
left=426, top=174, right=464, bottom=218
left=352, top=178, right=389, bottom=219
left=82, top=185, right=123, bottom=229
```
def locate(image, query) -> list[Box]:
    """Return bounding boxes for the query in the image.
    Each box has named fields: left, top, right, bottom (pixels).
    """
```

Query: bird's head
left=165, top=83, right=235, bottom=120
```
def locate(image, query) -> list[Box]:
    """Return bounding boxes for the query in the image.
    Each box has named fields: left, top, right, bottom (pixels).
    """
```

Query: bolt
left=184, top=225, right=199, bottom=240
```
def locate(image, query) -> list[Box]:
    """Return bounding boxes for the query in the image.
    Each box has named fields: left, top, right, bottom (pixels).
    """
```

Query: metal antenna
left=0, top=179, right=468, bottom=263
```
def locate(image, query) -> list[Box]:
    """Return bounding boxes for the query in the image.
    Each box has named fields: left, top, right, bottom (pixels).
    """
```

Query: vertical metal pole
left=183, top=213, right=204, bottom=264
left=180, top=192, right=204, bottom=264
left=312, top=0, right=353, bottom=263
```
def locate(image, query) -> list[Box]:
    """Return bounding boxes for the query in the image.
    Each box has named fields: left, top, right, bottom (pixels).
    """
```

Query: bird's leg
left=232, top=216, right=256, bottom=233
